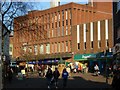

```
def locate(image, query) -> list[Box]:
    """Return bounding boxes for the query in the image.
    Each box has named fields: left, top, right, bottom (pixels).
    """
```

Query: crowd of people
left=5, top=60, right=120, bottom=89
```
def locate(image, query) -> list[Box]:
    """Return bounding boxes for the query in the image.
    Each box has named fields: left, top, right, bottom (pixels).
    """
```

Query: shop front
left=74, top=52, right=113, bottom=73
left=74, top=53, right=96, bottom=73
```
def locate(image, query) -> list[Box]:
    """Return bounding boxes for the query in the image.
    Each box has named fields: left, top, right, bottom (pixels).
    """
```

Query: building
left=13, top=1, right=113, bottom=67
left=113, top=1, right=120, bottom=61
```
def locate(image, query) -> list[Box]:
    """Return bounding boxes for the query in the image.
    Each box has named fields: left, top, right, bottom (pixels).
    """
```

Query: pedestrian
left=94, top=64, right=99, bottom=76
left=7, top=66, right=13, bottom=83
left=53, top=67, right=60, bottom=88
left=62, top=68, right=69, bottom=88
left=45, top=67, right=53, bottom=89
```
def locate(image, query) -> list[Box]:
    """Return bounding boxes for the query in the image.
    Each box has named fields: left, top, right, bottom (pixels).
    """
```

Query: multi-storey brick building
left=13, top=1, right=113, bottom=66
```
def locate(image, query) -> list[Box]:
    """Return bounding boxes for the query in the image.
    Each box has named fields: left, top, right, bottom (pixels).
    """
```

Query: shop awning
left=74, top=53, right=96, bottom=61
left=96, top=52, right=113, bottom=59
left=38, top=60, right=59, bottom=64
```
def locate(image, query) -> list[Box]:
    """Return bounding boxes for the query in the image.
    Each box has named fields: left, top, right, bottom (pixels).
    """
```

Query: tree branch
left=3, top=1, right=12, bottom=16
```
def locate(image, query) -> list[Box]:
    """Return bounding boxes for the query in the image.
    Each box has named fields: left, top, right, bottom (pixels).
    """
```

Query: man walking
left=45, top=67, right=53, bottom=89
left=53, top=68, right=60, bottom=88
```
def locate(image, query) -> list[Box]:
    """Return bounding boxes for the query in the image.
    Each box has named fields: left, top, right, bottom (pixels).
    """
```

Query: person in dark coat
left=53, top=68, right=60, bottom=88
left=7, top=67, right=13, bottom=83
left=45, top=67, right=53, bottom=89
left=62, top=68, right=69, bottom=88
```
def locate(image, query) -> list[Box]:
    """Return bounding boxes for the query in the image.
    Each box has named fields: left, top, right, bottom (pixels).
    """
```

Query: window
left=66, top=26, right=68, bottom=35
left=78, top=43, right=80, bottom=50
left=91, top=41, right=93, bottom=49
left=59, top=21, right=60, bottom=27
left=51, top=43, right=54, bottom=53
left=62, top=21, right=64, bottom=26
left=66, top=41, right=68, bottom=52
left=55, top=22, right=57, bottom=28
left=106, top=39, right=109, bottom=47
left=70, top=26, right=71, bottom=35
left=98, top=41, right=101, bottom=48
left=58, top=11, right=60, bottom=21
left=66, top=10, right=68, bottom=20
left=62, top=10, right=64, bottom=20
left=29, top=47, right=32, bottom=53
left=52, top=29, right=54, bottom=37
left=57, top=27, right=60, bottom=37
left=70, top=19, right=71, bottom=25
left=66, top=20, right=68, bottom=26
left=55, top=43, right=57, bottom=53
left=40, top=44, right=44, bottom=54
left=34, top=45, right=38, bottom=55
left=84, top=42, right=86, bottom=50
left=52, top=13, right=54, bottom=22
left=62, top=26, right=64, bottom=36
left=46, top=43, right=50, bottom=54
left=62, top=42, right=64, bottom=52
left=69, top=9, right=72, bottom=19
left=58, top=42, right=60, bottom=52
left=48, top=14, right=50, bottom=22
left=52, top=23, right=54, bottom=28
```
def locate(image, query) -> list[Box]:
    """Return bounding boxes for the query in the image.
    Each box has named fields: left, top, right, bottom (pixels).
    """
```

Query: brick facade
left=13, top=2, right=113, bottom=62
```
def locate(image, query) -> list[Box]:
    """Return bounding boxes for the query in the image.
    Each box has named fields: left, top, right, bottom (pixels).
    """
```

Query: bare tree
left=1, top=0, right=34, bottom=36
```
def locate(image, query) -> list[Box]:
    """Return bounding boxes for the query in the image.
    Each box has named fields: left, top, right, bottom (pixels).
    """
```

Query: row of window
left=77, top=40, right=109, bottom=50
left=23, top=41, right=71, bottom=55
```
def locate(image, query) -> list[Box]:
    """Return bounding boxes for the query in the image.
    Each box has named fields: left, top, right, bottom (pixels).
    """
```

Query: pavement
left=3, top=72, right=113, bottom=89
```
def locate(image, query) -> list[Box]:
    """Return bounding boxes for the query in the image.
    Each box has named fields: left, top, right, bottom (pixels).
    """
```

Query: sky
left=31, top=0, right=88, bottom=10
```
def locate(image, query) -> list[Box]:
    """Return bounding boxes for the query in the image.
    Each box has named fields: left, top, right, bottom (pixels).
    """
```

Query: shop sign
left=74, top=53, right=96, bottom=61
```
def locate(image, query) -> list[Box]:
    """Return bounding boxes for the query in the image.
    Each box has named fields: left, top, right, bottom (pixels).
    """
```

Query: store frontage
left=74, top=52, right=113, bottom=73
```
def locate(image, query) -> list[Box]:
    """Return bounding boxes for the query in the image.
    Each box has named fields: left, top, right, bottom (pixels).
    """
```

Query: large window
left=66, top=26, right=68, bottom=35
left=46, top=43, right=50, bottom=54
left=91, top=41, right=93, bottom=49
left=58, top=42, right=60, bottom=52
left=34, top=45, right=38, bottom=55
left=66, top=41, right=68, bottom=52
left=62, top=42, right=64, bottom=52
left=62, top=26, right=64, bottom=36
left=78, top=43, right=80, bottom=50
left=40, top=44, right=44, bottom=54
left=28, top=47, right=32, bottom=53
left=62, top=10, right=64, bottom=20
left=98, top=41, right=101, bottom=48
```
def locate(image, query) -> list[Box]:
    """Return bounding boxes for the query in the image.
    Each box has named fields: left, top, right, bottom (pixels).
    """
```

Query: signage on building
left=74, top=53, right=96, bottom=61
